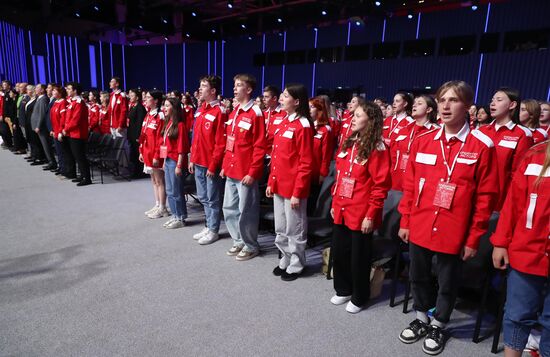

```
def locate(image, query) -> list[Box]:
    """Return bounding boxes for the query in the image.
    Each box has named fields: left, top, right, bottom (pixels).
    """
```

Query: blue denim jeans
left=504, top=268, right=550, bottom=356
left=194, top=164, right=223, bottom=233
left=164, top=158, right=187, bottom=220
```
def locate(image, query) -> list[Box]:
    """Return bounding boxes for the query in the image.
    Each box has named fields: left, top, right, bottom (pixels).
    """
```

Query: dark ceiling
left=0, top=0, right=499, bottom=44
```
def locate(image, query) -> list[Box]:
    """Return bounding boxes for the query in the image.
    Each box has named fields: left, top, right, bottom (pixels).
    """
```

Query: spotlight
left=138, top=25, right=143, bottom=29
left=248, top=36, right=252, bottom=40
left=471, top=5, right=478, bottom=10
left=75, top=12, right=80, bottom=17
left=164, top=36, right=168, bottom=41
left=145, top=39, right=150, bottom=44
left=227, top=1, right=234, bottom=9
left=313, top=27, right=318, bottom=32
left=355, top=21, right=361, bottom=26
left=471, top=0, right=479, bottom=11
left=241, top=24, right=246, bottom=29
left=129, top=41, right=133, bottom=47
left=211, top=29, right=216, bottom=33
left=93, top=5, right=99, bottom=11
left=407, top=11, right=413, bottom=19
left=375, top=1, right=381, bottom=6
left=162, top=18, right=168, bottom=24
left=191, top=12, right=197, bottom=17
left=185, top=33, right=190, bottom=38
left=277, top=18, right=282, bottom=23
left=321, top=10, right=327, bottom=16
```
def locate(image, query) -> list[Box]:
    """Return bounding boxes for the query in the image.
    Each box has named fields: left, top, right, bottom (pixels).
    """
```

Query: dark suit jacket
left=127, top=102, right=146, bottom=142
left=30, top=95, right=49, bottom=132
left=17, top=95, right=30, bottom=126
left=24, top=98, right=37, bottom=129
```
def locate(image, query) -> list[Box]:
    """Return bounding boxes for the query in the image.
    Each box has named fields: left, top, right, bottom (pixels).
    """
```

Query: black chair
left=88, top=135, right=113, bottom=184
left=100, top=136, right=130, bottom=180
left=307, top=172, right=336, bottom=247
left=182, top=171, right=201, bottom=205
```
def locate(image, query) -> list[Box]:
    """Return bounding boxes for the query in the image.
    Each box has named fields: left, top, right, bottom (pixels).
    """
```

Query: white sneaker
left=163, top=217, right=176, bottom=227
left=145, top=205, right=158, bottom=216
left=148, top=207, right=169, bottom=219
left=166, top=219, right=185, bottom=229
left=345, top=301, right=363, bottom=314
left=198, top=231, right=219, bottom=245
left=193, top=227, right=210, bottom=240
left=330, top=295, right=352, bottom=305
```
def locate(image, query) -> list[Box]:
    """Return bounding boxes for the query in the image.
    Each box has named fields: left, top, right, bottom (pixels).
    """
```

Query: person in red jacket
left=262, top=85, right=287, bottom=155
left=520, top=99, right=548, bottom=144
left=220, top=74, right=266, bottom=260
left=308, top=97, right=334, bottom=214
left=62, top=82, right=92, bottom=186
left=397, top=81, right=499, bottom=355
left=383, top=91, right=414, bottom=146
left=161, top=97, right=190, bottom=229
left=182, top=94, right=195, bottom=137
left=266, top=83, right=314, bottom=280
left=480, top=88, right=534, bottom=211
left=339, top=96, right=364, bottom=148
left=329, top=101, right=391, bottom=313
left=390, top=95, right=439, bottom=192
left=491, top=141, right=550, bottom=357
left=107, top=76, right=128, bottom=138
left=539, top=101, right=550, bottom=132
left=98, top=91, right=111, bottom=135
left=188, top=75, right=227, bottom=244
left=49, top=84, right=68, bottom=177
left=140, top=90, right=168, bottom=219
left=88, top=90, right=101, bottom=134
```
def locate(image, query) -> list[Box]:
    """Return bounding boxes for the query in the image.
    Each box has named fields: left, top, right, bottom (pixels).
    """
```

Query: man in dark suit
left=30, top=84, right=57, bottom=169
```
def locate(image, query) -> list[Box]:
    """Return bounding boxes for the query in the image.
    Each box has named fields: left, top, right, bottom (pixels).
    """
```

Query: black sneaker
left=281, top=271, right=300, bottom=281
left=76, top=179, right=92, bottom=187
left=272, top=266, right=285, bottom=276
left=399, top=319, right=429, bottom=344
left=422, top=325, right=446, bottom=355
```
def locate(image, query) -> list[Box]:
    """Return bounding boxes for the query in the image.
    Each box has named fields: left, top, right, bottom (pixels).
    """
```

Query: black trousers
left=409, top=242, right=462, bottom=324
left=332, top=223, right=373, bottom=306
left=128, top=139, right=143, bottom=176
left=68, top=137, right=90, bottom=181
left=0, top=120, right=13, bottom=147
left=24, top=121, right=45, bottom=160
left=61, top=138, right=76, bottom=178
left=12, top=125, right=26, bottom=150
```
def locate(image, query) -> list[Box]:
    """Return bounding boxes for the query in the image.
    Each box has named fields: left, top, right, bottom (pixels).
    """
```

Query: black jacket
left=127, top=102, right=146, bottom=142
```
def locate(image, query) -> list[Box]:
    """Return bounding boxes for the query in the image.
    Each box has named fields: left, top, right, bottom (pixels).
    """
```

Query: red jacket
left=0, top=92, right=4, bottom=118
left=139, top=108, right=165, bottom=168
left=338, top=113, right=354, bottom=148
left=264, top=106, right=287, bottom=155
left=382, top=114, right=414, bottom=146
left=88, top=103, right=100, bottom=133
left=312, top=123, right=334, bottom=181
left=162, top=121, right=190, bottom=164
left=183, top=104, right=194, bottom=134
left=332, top=141, right=392, bottom=231
left=491, top=141, right=550, bottom=277
left=107, top=90, right=128, bottom=129
left=531, top=127, right=548, bottom=145
left=64, top=96, right=89, bottom=140
left=329, top=116, right=341, bottom=148
left=480, top=121, right=534, bottom=210
left=190, top=100, right=227, bottom=173
left=50, top=99, right=67, bottom=137
left=268, top=113, right=314, bottom=199
left=398, top=123, right=499, bottom=254
left=390, top=121, right=439, bottom=191
left=222, top=100, right=266, bottom=181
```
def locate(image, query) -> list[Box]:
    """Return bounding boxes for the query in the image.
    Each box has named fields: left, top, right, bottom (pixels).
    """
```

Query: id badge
left=226, top=135, right=235, bottom=152
left=338, top=177, right=356, bottom=198
left=159, top=145, right=168, bottom=159
left=433, top=182, right=457, bottom=209
left=399, top=153, right=410, bottom=170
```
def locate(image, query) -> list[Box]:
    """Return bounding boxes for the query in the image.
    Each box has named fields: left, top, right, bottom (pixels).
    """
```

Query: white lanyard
left=389, top=114, right=405, bottom=136
left=439, top=139, right=465, bottom=182
left=346, top=143, right=358, bottom=176
left=163, top=120, right=172, bottom=144
left=406, top=127, right=417, bottom=153
left=230, top=108, right=241, bottom=135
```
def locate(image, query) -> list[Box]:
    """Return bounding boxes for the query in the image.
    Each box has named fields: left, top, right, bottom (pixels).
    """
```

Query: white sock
left=155, top=201, right=159, bottom=207
left=416, top=311, right=429, bottom=324
left=431, top=319, right=446, bottom=329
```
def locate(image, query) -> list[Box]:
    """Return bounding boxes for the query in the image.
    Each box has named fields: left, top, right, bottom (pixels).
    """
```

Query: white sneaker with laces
left=330, top=295, right=352, bottom=305
left=163, top=217, right=176, bottom=227
left=193, top=227, right=210, bottom=240
left=198, top=231, right=219, bottom=245
left=345, top=301, right=363, bottom=314
left=145, top=205, right=158, bottom=216
left=166, top=219, right=185, bottom=229
left=148, top=207, right=169, bottom=219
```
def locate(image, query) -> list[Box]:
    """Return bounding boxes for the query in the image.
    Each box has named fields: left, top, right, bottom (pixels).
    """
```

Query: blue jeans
left=222, top=177, right=260, bottom=252
left=164, top=158, right=187, bottom=220
left=194, top=164, right=223, bottom=233
left=504, top=268, right=550, bottom=356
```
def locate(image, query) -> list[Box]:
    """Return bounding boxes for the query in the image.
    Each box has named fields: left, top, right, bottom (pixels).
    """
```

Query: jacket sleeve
left=292, top=126, right=314, bottom=198
left=89, top=106, right=99, bottom=130
left=247, top=112, right=267, bottom=180
left=207, top=109, right=228, bottom=173
left=465, top=145, right=500, bottom=250
left=59, top=102, right=67, bottom=134
left=398, top=140, right=419, bottom=229
left=490, top=156, right=528, bottom=248
left=64, top=102, right=82, bottom=133
left=117, top=96, right=128, bottom=128
left=153, top=116, right=165, bottom=161
left=178, top=122, right=190, bottom=155
left=320, top=129, right=334, bottom=178
left=366, top=146, right=392, bottom=221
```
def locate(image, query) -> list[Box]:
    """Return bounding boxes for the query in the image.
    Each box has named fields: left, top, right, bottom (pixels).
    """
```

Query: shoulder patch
left=471, top=129, right=495, bottom=148
left=252, top=105, right=263, bottom=117
left=299, top=118, right=311, bottom=128
left=517, top=124, right=532, bottom=137
left=75, top=97, right=82, bottom=103
left=325, top=124, right=332, bottom=132
left=405, top=116, right=414, bottom=123
left=536, top=128, right=549, bottom=139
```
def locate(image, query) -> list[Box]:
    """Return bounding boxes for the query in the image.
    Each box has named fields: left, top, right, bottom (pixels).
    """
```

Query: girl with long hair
left=382, top=91, right=414, bottom=146
left=520, top=99, right=548, bottom=144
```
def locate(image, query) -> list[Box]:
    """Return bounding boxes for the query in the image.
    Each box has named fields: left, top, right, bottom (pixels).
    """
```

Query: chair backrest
left=376, top=190, right=403, bottom=240
left=312, top=161, right=336, bottom=218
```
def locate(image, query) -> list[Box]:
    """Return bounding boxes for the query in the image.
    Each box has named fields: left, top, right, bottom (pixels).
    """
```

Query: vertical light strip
left=214, top=40, right=217, bottom=75
left=45, top=34, right=51, bottom=82
left=221, top=41, right=225, bottom=96
left=474, top=53, right=484, bottom=103
left=9, top=25, right=19, bottom=81
left=7, top=25, right=16, bottom=80
left=18, top=30, right=27, bottom=82
left=311, top=29, right=318, bottom=97
left=164, top=43, right=168, bottom=92
left=63, top=36, right=69, bottom=81
left=51, top=34, right=58, bottom=83
left=99, top=41, right=104, bottom=90
left=0, top=23, right=5, bottom=77
left=347, top=21, right=351, bottom=46
left=57, top=36, right=64, bottom=83
left=182, top=43, right=186, bottom=92
left=484, top=3, right=491, bottom=33
left=416, top=13, right=421, bottom=39
left=69, top=37, right=75, bottom=81
left=109, top=42, right=114, bottom=78
left=546, top=86, right=550, bottom=101
left=261, top=34, right=266, bottom=91
left=121, top=44, right=126, bottom=89
left=88, top=45, right=97, bottom=88
left=281, top=31, right=286, bottom=89
left=28, top=31, right=37, bottom=83
left=382, top=18, right=387, bottom=43
left=74, top=38, right=80, bottom=82
left=207, top=41, right=211, bottom=74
